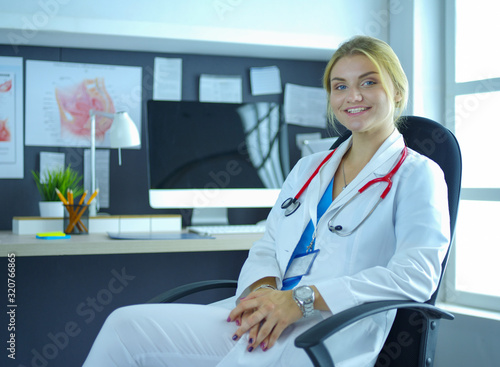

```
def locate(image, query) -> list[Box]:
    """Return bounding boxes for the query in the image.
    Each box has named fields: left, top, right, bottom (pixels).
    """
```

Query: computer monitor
left=146, top=100, right=287, bottom=224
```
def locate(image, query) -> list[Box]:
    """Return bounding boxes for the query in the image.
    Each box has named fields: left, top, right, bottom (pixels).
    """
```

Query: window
left=444, top=0, right=500, bottom=311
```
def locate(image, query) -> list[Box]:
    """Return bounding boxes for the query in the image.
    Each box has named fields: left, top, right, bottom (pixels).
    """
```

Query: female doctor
left=82, top=36, right=450, bottom=367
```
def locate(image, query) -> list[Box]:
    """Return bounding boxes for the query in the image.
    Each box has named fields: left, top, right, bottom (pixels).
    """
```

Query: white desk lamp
left=89, top=110, right=140, bottom=216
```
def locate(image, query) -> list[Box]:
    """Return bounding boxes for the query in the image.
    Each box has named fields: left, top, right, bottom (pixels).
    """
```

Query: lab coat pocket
left=273, top=206, right=310, bottom=275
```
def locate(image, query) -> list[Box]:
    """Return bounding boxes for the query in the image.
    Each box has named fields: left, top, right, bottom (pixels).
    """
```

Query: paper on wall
left=0, top=56, right=24, bottom=179
left=250, top=66, right=282, bottom=96
left=84, top=149, right=110, bottom=209
left=25, top=60, right=142, bottom=149
left=199, top=74, right=242, bottom=103
left=39, top=152, right=65, bottom=183
left=153, top=57, right=182, bottom=101
left=284, top=83, right=327, bottom=128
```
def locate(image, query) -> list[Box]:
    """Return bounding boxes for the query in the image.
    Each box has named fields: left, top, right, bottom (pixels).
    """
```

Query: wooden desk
left=0, top=230, right=255, bottom=366
left=0, top=231, right=260, bottom=257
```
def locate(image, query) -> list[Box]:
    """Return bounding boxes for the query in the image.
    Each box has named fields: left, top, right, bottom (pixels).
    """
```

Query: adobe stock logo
left=7, top=0, right=72, bottom=54
left=355, top=0, right=404, bottom=36
left=376, top=311, right=429, bottom=366
left=212, top=0, right=245, bottom=20
left=188, top=159, right=243, bottom=209
left=411, top=127, right=449, bottom=157
left=17, top=267, right=135, bottom=367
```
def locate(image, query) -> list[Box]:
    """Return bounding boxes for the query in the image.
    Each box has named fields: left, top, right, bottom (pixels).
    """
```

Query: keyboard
left=187, top=224, right=266, bottom=236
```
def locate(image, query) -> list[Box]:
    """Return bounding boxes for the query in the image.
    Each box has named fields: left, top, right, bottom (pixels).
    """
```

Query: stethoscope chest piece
left=281, top=197, right=301, bottom=217
left=281, top=149, right=336, bottom=218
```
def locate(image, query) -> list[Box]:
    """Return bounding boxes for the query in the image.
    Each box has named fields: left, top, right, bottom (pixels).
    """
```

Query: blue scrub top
left=282, top=178, right=334, bottom=290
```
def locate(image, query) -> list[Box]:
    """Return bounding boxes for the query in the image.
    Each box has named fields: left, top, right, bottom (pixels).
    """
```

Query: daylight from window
left=456, top=0, right=500, bottom=82
left=452, top=0, right=500, bottom=305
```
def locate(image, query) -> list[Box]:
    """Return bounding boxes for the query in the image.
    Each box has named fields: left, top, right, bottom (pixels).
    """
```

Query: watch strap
left=293, top=286, right=315, bottom=318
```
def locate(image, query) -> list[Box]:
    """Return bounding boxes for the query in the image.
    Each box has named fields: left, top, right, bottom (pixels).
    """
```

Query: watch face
left=296, top=286, right=313, bottom=299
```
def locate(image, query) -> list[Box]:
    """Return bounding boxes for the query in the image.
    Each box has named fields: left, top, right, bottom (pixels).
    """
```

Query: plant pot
left=39, top=201, right=64, bottom=218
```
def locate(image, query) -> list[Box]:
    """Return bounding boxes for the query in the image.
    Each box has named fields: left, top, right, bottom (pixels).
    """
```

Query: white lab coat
left=82, top=130, right=451, bottom=367
left=220, top=130, right=450, bottom=367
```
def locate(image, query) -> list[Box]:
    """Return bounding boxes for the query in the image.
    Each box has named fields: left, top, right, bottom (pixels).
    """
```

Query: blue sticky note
left=36, top=232, right=71, bottom=240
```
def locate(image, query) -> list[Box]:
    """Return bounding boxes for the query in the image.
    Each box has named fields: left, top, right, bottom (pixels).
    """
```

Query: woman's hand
left=227, top=288, right=302, bottom=352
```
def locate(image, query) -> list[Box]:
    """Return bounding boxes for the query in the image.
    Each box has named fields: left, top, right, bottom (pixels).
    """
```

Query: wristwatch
left=292, top=286, right=315, bottom=318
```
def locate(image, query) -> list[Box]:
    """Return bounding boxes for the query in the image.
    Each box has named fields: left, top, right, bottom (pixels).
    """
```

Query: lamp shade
left=108, top=111, right=140, bottom=148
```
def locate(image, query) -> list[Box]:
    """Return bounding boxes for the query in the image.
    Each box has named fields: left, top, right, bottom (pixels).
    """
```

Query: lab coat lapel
left=278, top=150, right=338, bottom=256
left=328, top=130, right=405, bottom=210
left=302, top=141, right=349, bottom=226
left=287, top=130, right=404, bottom=239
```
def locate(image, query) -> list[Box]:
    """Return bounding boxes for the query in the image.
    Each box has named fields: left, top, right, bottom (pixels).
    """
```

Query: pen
left=66, top=189, right=76, bottom=225
left=57, top=188, right=86, bottom=233
left=75, top=190, right=89, bottom=232
left=55, top=188, right=68, bottom=205
left=66, top=189, right=99, bottom=233
left=86, top=189, right=99, bottom=207
left=78, top=190, right=88, bottom=206
left=68, top=189, right=73, bottom=205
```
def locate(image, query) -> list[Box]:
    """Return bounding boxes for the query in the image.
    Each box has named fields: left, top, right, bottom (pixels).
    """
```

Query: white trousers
left=82, top=302, right=386, bottom=367
left=81, top=303, right=314, bottom=367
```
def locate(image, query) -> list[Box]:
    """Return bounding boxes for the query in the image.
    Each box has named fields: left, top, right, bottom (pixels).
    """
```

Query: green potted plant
left=32, top=166, right=84, bottom=217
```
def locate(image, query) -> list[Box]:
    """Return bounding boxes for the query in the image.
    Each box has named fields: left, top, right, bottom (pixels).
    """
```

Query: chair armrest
left=147, top=279, right=238, bottom=303
left=294, top=300, right=454, bottom=367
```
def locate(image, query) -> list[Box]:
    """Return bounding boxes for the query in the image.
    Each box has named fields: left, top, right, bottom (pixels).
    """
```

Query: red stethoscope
left=281, top=146, right=408, bottom=236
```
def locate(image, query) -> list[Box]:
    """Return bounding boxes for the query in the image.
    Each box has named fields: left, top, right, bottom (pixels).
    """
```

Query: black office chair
left=148, top=116, right=462, bottom=367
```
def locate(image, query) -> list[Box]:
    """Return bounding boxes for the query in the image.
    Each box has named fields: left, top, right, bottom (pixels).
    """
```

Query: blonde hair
left=323, top=36, right=408, bottom=128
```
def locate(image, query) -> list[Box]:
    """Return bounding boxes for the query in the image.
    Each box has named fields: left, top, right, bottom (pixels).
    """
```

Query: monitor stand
left=191, top=208, right=229, bottom=226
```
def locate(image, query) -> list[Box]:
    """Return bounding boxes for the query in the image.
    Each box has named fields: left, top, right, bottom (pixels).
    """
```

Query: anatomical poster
left=25, top=60, right=142, bottom=148
left=0, top=56, right=23, bottom=179
left=0, top=73, right=15, bottom=159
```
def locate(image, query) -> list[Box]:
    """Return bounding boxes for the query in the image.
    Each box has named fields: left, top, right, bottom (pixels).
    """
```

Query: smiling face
left=328, top=54, right=401, bottom=138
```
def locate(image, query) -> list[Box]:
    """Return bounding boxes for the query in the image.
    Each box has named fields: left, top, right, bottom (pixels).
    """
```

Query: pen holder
left=64, top=204, right=89, bottom=235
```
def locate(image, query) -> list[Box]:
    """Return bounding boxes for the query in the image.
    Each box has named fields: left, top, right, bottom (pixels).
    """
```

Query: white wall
left=435, top=309, right=500, bottom=366
left=0, top=0, right=389, bottom=60
left=388, top=0, right=446, bottom=122
left=388, top=0, right=416, bottom=115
